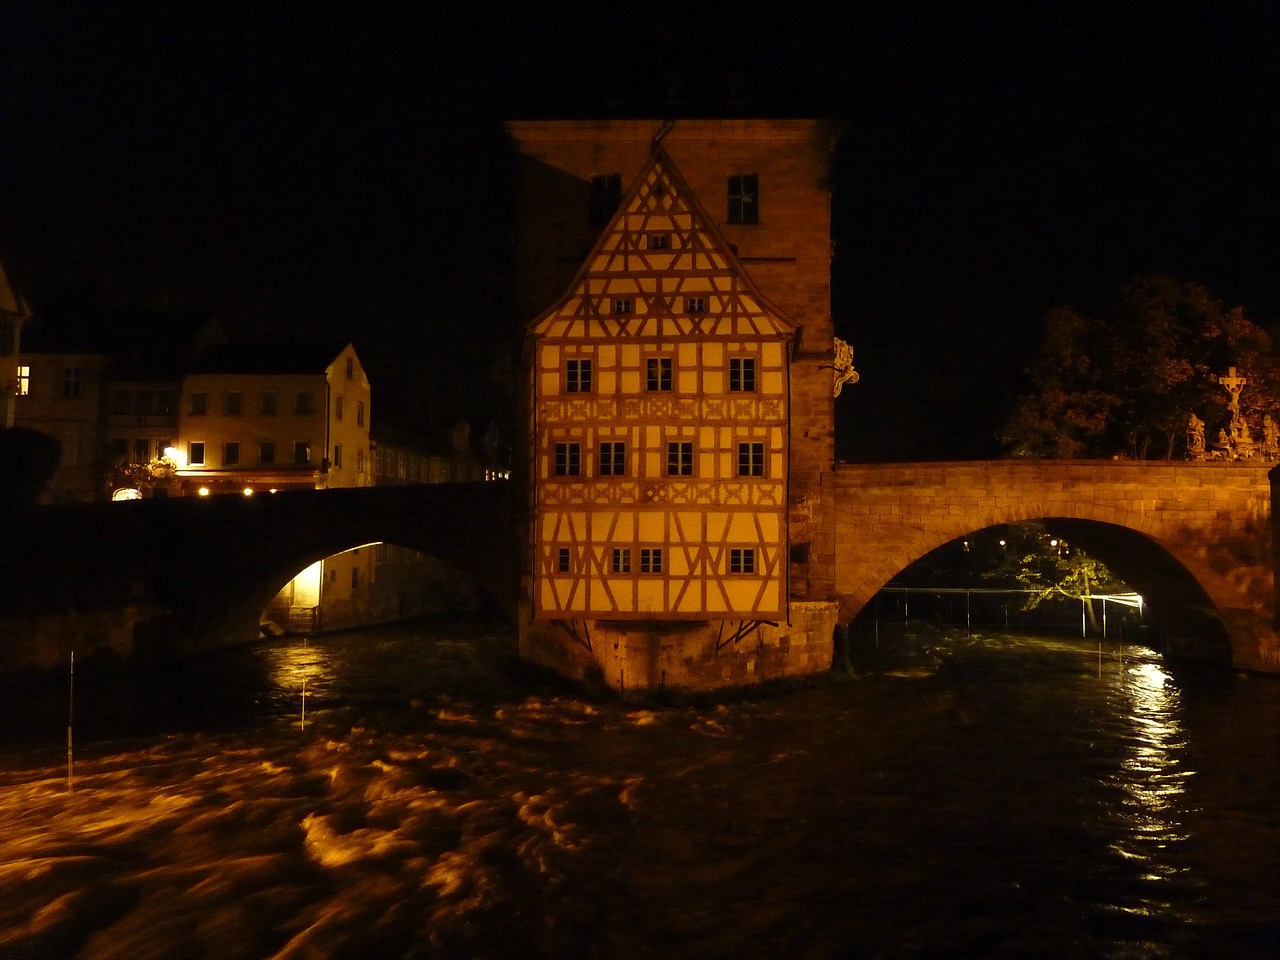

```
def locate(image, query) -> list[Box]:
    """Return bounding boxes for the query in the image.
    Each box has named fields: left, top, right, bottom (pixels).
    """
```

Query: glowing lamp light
left=165, top=446, right=186, bottom=468
left=197, top=487, right=210, bottom=497
left=243, top=487, right=254, bottom=497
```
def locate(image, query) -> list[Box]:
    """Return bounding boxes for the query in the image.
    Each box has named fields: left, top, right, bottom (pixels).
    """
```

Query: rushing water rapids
left=1, top=617, right=1279, bottom=959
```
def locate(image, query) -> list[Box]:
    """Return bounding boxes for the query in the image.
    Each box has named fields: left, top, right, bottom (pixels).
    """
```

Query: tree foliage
left=985, top=530, right=1121, bottom=612
left=1002, top=275, right=1279, bottom=459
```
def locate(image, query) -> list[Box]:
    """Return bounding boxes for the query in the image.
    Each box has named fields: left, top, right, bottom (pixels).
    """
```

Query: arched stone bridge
left=0, top=483, right=518, bottom=669
left=3, top=461, right=1278, bottom=676
left=830, top=460, right=1279, bottom=671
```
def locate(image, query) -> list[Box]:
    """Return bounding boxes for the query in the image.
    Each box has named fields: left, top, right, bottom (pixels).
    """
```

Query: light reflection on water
left=0, top=619, right=1278, bottom=958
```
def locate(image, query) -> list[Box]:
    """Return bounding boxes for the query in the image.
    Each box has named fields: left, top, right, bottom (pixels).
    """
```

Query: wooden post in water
left=66, top=651, right=74, bottom=794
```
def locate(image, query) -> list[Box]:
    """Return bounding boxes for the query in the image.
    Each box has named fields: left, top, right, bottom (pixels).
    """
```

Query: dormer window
left=686, top=296, right=706, bottom=315
left=647, top=233, right=670, bottom=250
left=612, top=298, right=633, bottom=315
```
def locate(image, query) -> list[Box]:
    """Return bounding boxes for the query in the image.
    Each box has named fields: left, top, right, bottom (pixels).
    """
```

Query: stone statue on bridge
left=831, top=337, right=860, bottom=398
left=1264, top=415, right=1280, bottom=461
left=1186, top=413, right=1206, bottom=460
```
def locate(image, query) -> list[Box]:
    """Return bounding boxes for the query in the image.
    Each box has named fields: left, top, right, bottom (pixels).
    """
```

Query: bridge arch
left=832, top=461, right=1278, bottom=671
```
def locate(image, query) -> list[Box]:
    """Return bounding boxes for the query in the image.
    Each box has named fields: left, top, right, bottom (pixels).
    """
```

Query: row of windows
left=186, top=391, right=363, bottom=422
left=186, top=440, right=315, bottom=468
left=561, top=357, right=755, bottom=394
left=109, top=438, right=172, bottom=463
left=587, top=172, right=760, bottom=226
left=110, top=389, right=178, bottom=417
left=599, top=295, right=710, bottom=315
left=552, top=546, right=758, bottom=575
left=552, top=440, right=766, bottom=478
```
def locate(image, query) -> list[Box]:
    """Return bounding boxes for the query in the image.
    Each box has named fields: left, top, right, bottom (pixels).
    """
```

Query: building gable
left=531, top=147, right=797, bottom=345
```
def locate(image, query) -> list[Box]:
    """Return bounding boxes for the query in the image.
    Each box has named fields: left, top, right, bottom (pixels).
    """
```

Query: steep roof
left=530, top=145, right=797, bottom=341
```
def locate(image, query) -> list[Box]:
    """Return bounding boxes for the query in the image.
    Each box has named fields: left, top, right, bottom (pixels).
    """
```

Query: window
left=16, top=366, right=29, bottom=396
left=646, top=357, right=672, bottom=392
left=565, top=359, right=592, bottom=393
left=686, top=296, right=706, bottom=315
left=729, top=357, right=756, bottom=392
left=133, top=438, right=150, bottom=463
left=111, top=390, right=131, bottom=415
left=557, top=548, right=571, bottom=573
left=295, top=391, right=312, bottom=415
left=351, top=567, right=360, bottom=588
left=259, top=391, right=277, bottom=415
left=136, top=390, right=154, bottom=415
left=640, top=548, right=664, bottom=574
left=345, top=357, right=354, bottom=380
left=599, top=441, right=626, bottom=476
left=588, top=173, right=622, bottom=226
left=666, top=441, right=693, bottom=476
left=293, top=441, right=310, bottom=464
left=729, top=548, right=757, bottom=574
left=109, top=438, right=128, bottom=462
left=737, top=442, right=765, bottom=477
left=157, top=392, right=177, bottom=416
left=356, top=448, right=365, bottom=473
left=223, top=441, right=240, bottom=466
left=356, top=400, right=365, bottom=427
left=554, top=442, right=581, bottom=476
left=62, top=367, right=82, bottom=399
left=188, top=441, right=206, bottom=466
left=612, top=548, right=631, bottom=574
left=224, top=391, right=242, bottom=416
left=612, top=298, right=633, bottom=315
left=156, top=439, right=172, bottom=459
left=190, top=392, right=208, bottom=415
left=332, top=443, right=343, bottom=468
left=728, top=173, right=759, bottom=224
left=334, top=395, right=344, bottom=420
left=647, top=233, right=670, bottom=250
left=259, top=441, right=275, bottom=464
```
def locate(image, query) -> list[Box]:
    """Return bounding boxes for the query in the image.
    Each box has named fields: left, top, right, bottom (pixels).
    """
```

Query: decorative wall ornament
left=832, top=337, right=859, bottom=397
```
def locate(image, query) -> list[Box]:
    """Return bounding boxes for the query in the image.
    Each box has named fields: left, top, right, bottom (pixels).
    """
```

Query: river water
left=1, top=617, right=1278, bottom=959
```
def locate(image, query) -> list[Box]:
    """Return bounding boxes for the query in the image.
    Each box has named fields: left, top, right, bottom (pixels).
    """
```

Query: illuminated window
left=640, top=548, right=663, bottom=574
left=16, top=365, right=29, bottom=396
left=686, top=296, right=706, bottom=315
left=259, top=391, right=277, bottom=415
left=259, top=441, right=275, bottom=464
left=599, top=441, right=626, bottom=476
left=62, top=367, right=82, bottom=399
left=293, top=441, right=310, bottom=464
left=612, top=548, right=631, bottom=573
left=223, top=441, right=240, bottom=466
left=190, top=392, right=207, bottom=416
left=557, top=548, right=571, bottom=573
left=133, top=438, right=149, bottom=462
left=356, top=400, right=365, bottom=426
left=648, top=233, right=670, bottom=250
left=729, top=548, right=756, bottom=574
left=565, top=359, right=592, bottom=393
left=224, top=392, right=242, bottom=416
left=334, top=395, right=344, bottom=420
left=727, top=173, right=759, bottom=224
left=729, top=357, right=756, bottom=392
left=612, top=298, right=633, bottom=315
left=646, top=357, right=672, bottom=391
left=588, top=173, right=622, bottom=226
left=737, top=442, right=765, bottom=477
left=554, top=441, right=581, bottom=476
left=332, top=444, right=342, bottom=468
left=188, top=441, right=206, bottom=466
left=666, top=441, right=693, bottom=476
left=295, top=392, right=312, bottom=415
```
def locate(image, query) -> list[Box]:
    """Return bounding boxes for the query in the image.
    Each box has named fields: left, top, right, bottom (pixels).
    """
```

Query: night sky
left=1, top=3, right=1277, bottom=459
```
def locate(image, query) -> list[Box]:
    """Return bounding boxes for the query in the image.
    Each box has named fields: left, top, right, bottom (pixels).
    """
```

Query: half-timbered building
left=509, top=119, right=847, bottom=690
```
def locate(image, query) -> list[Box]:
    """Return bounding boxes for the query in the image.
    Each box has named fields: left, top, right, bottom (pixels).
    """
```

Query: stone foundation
left=519, top=601, right=839, bottom=692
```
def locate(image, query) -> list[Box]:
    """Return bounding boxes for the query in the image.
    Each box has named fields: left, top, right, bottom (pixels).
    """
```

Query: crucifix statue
left=1220, top=366, right=1246, bottom=418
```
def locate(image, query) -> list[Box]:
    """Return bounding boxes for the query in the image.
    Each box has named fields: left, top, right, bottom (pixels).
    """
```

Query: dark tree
left=1003, top=275, right=1278, bottom=459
